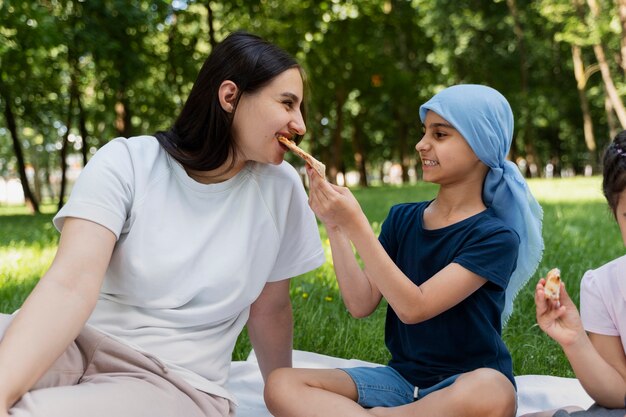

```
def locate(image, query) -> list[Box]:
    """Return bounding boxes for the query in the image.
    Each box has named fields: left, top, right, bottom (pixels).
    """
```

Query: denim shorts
left=340, top=366, right=460, bottom=409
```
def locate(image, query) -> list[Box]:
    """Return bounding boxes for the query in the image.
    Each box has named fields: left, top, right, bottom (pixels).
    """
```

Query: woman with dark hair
left=0, top=31, right=324, bottom=417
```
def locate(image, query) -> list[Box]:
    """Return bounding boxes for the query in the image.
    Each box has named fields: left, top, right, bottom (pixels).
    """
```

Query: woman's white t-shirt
left=53, top=136, right=325, bottom=401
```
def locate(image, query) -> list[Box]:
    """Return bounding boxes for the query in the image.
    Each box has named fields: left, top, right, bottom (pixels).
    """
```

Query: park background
left=1, top=0, right=626, bottom=378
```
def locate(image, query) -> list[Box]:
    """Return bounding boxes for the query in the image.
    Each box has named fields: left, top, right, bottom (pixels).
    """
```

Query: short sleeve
left=378, top=206, right=399, bottom=259
left=454, top=228, right=519, bottom=290
left=53, top=138, right=134, bottom=239
left=267, top=166, right=325, bottom=281
left=580, top=270, right=618, bottom=336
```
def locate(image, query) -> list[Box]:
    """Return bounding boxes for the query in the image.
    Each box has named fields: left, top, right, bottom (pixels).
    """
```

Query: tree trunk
left=605, top=91, right=620, bottom=140
left=571, top=45, right=597, bottom=158
left=592, top=43, right=626, bottom=128
left=617, top=0, right=626, bottom=75
left=351, top=115, right=368, bottom=187
left=115, top=88, right=132, bottom=137
left=586, top=0, right=626, bottom=128
left=392, top=107, right=411, bottom=184
left=506, top=0, right=534, bottom=172
left=207, top=1, right=217, bottom=49
left=58, top=82, right=75, bottom=211
left=31, top=156, right=42, bottom=203
left=76, top=91, right=89, bottom=166
left=0, top=82, right=40, bottom=213
left=328, top=89, right=346, bottom=185
left=44, top=166, right=55, bottom=202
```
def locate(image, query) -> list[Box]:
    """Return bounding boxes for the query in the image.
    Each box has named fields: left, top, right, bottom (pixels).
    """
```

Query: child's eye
left=433, top=131, right=446, bottom=139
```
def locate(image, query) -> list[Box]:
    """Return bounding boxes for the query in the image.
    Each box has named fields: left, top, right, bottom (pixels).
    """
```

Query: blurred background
left=1, top=0, right=625, bottom=212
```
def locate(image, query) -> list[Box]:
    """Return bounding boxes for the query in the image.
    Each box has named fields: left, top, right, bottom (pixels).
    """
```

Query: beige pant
left=0, top=314, right=234, bottom=417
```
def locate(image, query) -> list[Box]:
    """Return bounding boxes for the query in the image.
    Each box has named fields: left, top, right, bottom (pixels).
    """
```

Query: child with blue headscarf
left=264, top=85, right=544, bottom=417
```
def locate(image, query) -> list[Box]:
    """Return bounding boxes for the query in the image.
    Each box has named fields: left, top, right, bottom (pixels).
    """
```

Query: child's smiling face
left=415, top=111, right=487, bottom=186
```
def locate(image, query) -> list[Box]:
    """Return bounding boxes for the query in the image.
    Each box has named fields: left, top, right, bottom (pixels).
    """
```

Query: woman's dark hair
left=155, top=31, right=304, bottom=171
left=602, top=130, right=626, bottom=216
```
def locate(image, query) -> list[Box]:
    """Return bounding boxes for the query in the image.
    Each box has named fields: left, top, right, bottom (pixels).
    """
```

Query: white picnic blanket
left=226, top=350, right=593, bottom=417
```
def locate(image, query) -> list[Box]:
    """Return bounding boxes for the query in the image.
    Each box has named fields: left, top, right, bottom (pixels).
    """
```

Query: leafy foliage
left=2, top=0, right=626, bottom=196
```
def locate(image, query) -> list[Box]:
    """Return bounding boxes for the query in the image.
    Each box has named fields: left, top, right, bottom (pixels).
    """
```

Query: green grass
left=1, top=177, right=622, bottom=378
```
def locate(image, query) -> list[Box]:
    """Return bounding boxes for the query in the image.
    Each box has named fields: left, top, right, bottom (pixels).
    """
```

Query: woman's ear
left=218, top=80, right=239, bottom=113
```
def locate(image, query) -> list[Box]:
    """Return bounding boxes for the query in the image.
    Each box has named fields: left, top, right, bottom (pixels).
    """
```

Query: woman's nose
left=289, top=111, right=306, bottom=136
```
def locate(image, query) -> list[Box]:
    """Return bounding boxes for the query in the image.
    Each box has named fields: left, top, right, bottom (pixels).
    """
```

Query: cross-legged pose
left=264, top=84, right=543, bottom=417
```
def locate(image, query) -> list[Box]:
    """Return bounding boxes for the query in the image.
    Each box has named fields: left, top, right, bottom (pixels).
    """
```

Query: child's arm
left=535, top=279, right=626, bottom=407
left=307, top=168, right=487, bottom=324
left=325, top=226, right=382, bottom=317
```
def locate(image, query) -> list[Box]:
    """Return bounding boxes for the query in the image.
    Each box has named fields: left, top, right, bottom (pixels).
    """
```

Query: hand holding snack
left=305, top=165, right=369, bottom=233
left=534, top=271, right=585, bottom=347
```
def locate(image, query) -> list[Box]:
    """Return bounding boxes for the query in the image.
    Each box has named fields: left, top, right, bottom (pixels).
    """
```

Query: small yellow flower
left=302, top=293, right=309, bottom=299
left=324, top=296, right=333, bottom=302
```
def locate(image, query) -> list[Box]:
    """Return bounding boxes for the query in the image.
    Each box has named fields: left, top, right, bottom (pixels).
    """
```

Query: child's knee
left=452, top=368, right=516, bottom=417
left=264, top=368, right=299, bottom=410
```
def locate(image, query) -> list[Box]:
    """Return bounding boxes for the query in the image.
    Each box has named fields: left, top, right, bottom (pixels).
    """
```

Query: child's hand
left=306, top=165, right=367, bottom=232
left=535, top=278, right=585, bottom=347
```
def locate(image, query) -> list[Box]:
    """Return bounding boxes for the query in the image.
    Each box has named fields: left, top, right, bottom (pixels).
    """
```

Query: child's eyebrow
left=429, top=122, right=455, bottom=129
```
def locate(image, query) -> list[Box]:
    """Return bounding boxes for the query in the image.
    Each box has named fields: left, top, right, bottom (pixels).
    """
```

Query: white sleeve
left=267, top=167, right=325, bottom=282
left=53, top=138, right=134, bottom=239
left=580, top=269, right=619, bottom=336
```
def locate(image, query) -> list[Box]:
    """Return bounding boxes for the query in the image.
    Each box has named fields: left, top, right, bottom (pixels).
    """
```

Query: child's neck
left=423, top=186, right=487, bottom=230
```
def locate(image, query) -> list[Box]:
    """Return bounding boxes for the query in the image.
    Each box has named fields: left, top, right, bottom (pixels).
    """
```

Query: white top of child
left=580, top=254, right=626, bottom=353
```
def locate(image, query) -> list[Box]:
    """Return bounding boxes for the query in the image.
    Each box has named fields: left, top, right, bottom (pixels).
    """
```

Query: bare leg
left=367, top=368, right=516, bottom=417
left=521, top=407, right=585, bottom=417
left=264, top=368, right=372, bottom=417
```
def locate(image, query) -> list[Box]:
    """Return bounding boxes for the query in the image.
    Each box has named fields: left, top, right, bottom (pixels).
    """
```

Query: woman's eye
left=283, top=100, right=294, bottom=109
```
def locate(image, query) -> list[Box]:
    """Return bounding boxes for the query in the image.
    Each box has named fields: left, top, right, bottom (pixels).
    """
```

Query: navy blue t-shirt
left=378, top=201, right=519, bottom=389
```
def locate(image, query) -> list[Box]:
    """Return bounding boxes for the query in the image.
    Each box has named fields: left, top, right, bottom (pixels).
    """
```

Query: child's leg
left=368, top=368, right=516, bottom=417
left=521, top=407, right=585, bottom=417
left=264, top=368, right=372, bottom=417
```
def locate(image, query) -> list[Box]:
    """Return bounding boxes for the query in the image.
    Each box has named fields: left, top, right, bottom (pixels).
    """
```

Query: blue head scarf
left=419, top=84, right=544, bottom=323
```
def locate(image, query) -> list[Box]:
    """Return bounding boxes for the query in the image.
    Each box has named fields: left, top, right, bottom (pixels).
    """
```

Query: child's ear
left=218, top=80, right=239, bottom=113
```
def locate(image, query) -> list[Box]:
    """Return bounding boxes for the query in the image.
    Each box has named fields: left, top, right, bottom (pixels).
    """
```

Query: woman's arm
left=0, top=218, right=115, bottom=411
left=247, top=279, right=293, bottom=382
left=307, top=168, right=486, bottom=324
left=535, top=279, right=626, bottom=407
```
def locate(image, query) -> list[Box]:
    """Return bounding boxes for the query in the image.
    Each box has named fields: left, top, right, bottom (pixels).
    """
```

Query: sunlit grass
left=2, top=176, right=623, bottom=377
left=0, top=208, right=57, bottom=313
left=527, top=176, right=606, bottom=202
